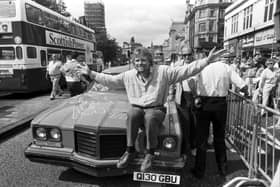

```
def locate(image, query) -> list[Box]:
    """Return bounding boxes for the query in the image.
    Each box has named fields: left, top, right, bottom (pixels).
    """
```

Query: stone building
left=224, top=0, right=278, bottom=58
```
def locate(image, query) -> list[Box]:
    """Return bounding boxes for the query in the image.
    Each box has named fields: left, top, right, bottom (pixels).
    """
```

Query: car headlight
left=162, top=137, right=177, bottom=151
left=35, top=127, right=47, bottom=140
left=49, top=128, right=61, bottom=141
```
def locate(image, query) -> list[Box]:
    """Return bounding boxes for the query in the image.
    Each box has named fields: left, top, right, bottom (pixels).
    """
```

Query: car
left=24, top=66, right=186, bottom=185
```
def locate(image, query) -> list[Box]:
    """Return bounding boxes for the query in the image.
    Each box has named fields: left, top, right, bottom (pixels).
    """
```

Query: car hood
left=32, top=90, right=129, bottom=130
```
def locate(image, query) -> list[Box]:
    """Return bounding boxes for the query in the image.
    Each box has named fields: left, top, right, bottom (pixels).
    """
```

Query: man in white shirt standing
left=191, top=60, right=248, bottom=179
left=78, top=46, right=227, bottom=172
left=47, top=54, right=63, bottom=100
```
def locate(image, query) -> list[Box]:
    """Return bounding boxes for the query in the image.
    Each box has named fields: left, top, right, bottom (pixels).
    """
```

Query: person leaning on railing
left=77, top=46, right=227, bottom=172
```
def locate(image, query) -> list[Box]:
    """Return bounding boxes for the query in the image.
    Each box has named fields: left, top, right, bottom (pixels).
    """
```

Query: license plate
left=133, top=172, right=180, bottom=185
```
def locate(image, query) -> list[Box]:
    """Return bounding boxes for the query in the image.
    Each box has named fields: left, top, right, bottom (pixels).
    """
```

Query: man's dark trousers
left=193, top=97, right=227, bottom=176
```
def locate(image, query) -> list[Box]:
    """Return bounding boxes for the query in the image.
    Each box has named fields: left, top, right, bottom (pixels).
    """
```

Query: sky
left=63, top=0, right=194, bottom=46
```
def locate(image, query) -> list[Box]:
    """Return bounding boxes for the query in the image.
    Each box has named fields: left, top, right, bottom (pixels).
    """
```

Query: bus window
left=16, top=46, right=22, bottom=59
left=0, top=1, right=16, bottom=18
left=27, top=47, right=37, bottom=59
left=0, top=47, right=15, bottom=60
left=40, top=50, right=46, bottom=66
left=25, top=3, right=43, bottom=25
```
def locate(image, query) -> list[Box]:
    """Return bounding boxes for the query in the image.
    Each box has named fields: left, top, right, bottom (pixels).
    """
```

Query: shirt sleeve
left=165, top=58, right=208, bottom=85
left=258, top=70, right=267, bottom=89
left=95, top=72, right=125, bottom=88
left=229, top=66, right=246, bottom=89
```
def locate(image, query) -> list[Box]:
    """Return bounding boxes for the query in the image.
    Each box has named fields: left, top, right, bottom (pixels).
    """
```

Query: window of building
left=243, top=5, right=253, bottom=29
left=209, top=9, right=216, bottom=17
left=199, top=9, right=207, bottom=18
left=264, top=0, right=274, bottom=22
left=231, top=13, right=238, bottom=34
left=198, top=37, right=206, bottom=43
left=209, top=20, right=215, bottom=31
left=219, top=9, right=225, bottom=18
left=199, top=22, right=206, bottom=32
left=209, top=36, right=213, bottom=42
left=27, top=47, right=37, bottom=59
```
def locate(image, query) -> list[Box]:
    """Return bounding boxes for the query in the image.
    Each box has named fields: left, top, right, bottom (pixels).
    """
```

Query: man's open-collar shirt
left=95, top=59, right=208, bottom=107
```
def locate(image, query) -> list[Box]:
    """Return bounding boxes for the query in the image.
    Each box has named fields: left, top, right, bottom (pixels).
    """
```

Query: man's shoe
left=190, top=168, right=204, bottom=179
left=140, top=153, right=154, bottom=172
left=116, top=151, right=136, bottom=169
left=50, top=96, right=55, bottom=100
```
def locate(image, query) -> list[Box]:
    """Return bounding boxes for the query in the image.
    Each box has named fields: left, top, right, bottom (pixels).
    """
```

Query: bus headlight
left=35, top=127, right=47, bottom=140
left=49, top=128, right=61, bottom=141
left=162, top=137, right=176, bottom=151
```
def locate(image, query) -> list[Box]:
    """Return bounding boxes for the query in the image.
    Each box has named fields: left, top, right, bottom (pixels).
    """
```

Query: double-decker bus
left=0, top=0, right=96, bottom=93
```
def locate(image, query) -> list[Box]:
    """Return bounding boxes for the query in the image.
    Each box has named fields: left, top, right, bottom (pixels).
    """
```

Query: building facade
left=274, top=0, right=280, bottom=42
left=168, top=21, right=185, bottom=61
left=224, top=0, right=278, bottom=58
left=186, top=0, right=233, bottom=54
left=84, top=0, right=106, bottom=35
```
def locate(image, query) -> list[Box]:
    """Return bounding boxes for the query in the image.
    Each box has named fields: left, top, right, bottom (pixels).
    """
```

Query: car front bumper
left=24, top=143, right=186, bottom=177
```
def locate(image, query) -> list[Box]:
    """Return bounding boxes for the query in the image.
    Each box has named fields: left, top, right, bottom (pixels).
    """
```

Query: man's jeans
left=126, top=105, right=166, bottom=150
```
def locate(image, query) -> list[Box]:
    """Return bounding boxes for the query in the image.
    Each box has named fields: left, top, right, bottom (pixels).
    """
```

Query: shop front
left=240, top=34, right=254, bottom=58
left=254, top=27, right=279, bottom=58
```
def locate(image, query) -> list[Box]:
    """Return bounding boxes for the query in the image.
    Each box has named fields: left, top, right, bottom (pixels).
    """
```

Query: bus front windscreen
left=0, top=0, right=16, bottom=18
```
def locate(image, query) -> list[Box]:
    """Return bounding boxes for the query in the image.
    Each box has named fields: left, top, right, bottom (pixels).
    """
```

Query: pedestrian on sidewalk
left=60, top=53, right=84, bottom=97
left=47, top=54, right=63, bottom=100
left=77, top=46, right=227, bottom=172
left=191, top=60, right=248, bottom=179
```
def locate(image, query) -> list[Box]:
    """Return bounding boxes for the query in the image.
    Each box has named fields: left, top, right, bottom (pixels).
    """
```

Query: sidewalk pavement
left=0, top=93, right=69, bottom=135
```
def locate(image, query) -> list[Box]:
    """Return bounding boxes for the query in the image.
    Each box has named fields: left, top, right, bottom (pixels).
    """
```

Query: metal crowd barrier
left=224, top=91, right=280, bottom=187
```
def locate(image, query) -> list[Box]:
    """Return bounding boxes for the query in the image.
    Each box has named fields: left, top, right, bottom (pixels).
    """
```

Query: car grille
left=75, top=129, right=126, bottom=159
left=75, top=131, right=97, bottom=157
left=100, top=135, right=126, bottom=159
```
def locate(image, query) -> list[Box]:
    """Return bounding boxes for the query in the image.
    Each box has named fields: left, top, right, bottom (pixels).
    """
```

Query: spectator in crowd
left=96, top=56, right=104, bottom=72
left=60, top=53, right=84, bottom=97
left=174, top=46, right=197, bottom=156
left=229, top=57, right=242, bottom=92
left=77, top=46, right=227, bottom=172
left=191, top=60, right=248, bottom=179
left=47, top=54, right=63, bottom=100
left=243, top=58, right=258, bottom=98
left=76, top=54, right=92, bottom=91
left=258, top=59, right=280, bottom=113
left=230, top=57, right=241, bottom=75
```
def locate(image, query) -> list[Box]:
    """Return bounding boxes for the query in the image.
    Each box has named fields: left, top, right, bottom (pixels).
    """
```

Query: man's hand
left=76, top=64, right=97, bottom=81
left=207, top=47, right=228, bottom=64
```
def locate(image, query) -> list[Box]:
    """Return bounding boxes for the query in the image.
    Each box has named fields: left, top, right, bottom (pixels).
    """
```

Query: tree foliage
left=96, top=34, right=121, bottom=65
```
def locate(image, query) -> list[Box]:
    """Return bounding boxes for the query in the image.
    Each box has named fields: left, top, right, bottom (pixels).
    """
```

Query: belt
left=199, top=96, right=226, bottom=100
left=132, top=104, right=164, bottom=109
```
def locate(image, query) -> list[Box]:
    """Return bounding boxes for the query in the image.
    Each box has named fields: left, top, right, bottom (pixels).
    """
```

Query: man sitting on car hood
left=77, top=46, right=226, bottom=172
